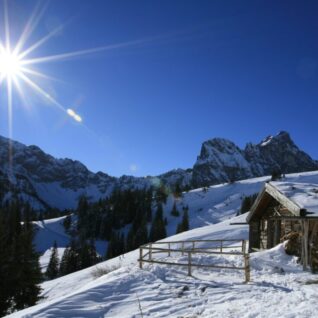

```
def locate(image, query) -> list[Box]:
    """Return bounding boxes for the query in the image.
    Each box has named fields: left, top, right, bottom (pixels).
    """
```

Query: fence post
left=192, top=241, right=195, bottom=250
left=149, top=243, right=152, bottom=261
left=220, top=240, right=223, bottom=253
left=168, top=243, right=171, bottom=257
left=182, top=242, right=184, bottom=256
left=139, top=247, right=143, bottom=269
left=244, top=254, right=250, bottom=283
left=188, top=252, right=192, bottom=276
left=242, top=240, right=246, bottom=254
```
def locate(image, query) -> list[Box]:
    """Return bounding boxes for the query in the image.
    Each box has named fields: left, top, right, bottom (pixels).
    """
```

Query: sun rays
left=0, top=0, right=84, bottom=127
left=0, top=0, right=145, bottom=127
left=0, top=0, right=183, bottom=138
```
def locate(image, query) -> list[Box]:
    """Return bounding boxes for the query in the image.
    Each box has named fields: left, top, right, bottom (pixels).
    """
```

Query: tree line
left=45, top=239, right=101, bottom=280
left=56, top=186, right=189, bottom=275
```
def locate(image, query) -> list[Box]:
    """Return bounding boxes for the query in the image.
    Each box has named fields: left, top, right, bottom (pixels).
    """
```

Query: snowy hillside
left=8, top=170, right=318, bottom=317
left=34, top=171, right=318, bottom=269
left=9, top=212, right=318, bottom=318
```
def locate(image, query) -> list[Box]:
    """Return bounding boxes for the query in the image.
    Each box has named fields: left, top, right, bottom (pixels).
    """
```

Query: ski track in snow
left=7, top=171, right=318, bottom=317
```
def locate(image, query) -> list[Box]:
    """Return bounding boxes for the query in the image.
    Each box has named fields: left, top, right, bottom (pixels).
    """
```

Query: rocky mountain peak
left=193, top=131, right=318, bottom=187
left=258, top=131, right=293, bottom=148
left=199, top=138, right=241, bottom=160
left=193, top=138, right=253, bottom=186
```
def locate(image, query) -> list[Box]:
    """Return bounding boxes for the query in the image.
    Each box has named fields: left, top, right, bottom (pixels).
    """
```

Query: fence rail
left=138, top=239, right=250, bottom=282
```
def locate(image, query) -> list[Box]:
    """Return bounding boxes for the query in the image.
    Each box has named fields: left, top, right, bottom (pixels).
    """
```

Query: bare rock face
left=245, top=131, right=318, bottom=176
left=192, top=131, right=318, bottom=187
left=192, top=138, right=253, bottom=186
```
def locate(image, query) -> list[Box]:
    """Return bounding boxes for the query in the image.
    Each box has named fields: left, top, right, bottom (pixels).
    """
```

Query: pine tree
left=46, top=241, right=59, bottom=280
left=126, top=227, right=135, bottom=252
left=59, top=241, right=79, bottom=276
left=0, top=209, right=12, bottom=316
left=240, top=194, right=258, bottom=215
left=170, top=201, right=180, bottom=217
left=173, top=183, right=182, bottom=198
left=63, top=214, right=72, bottom=232
left=79, top=239, right=99, bottom=269
left=106, top=231, right=125, bottom=259
left=181, top=208, right=189, bottom=231
left=0, top=202, right=42, bottom=314
left=146, top=205, right=152, bottom=222
left=87, top=239, right=100, bottom=266
left=149, top=203, right=166, bottom=242
left=271, top=170, right=282, bottom=181
left=155, top=185, right=168, bottom=204
left=176, top=208, right=189, bottom=234
left=77, top=196, right=89, bottom=238
left=134, top=219, right=148, bottom=248
left=14, top=222, right=42, bottom=310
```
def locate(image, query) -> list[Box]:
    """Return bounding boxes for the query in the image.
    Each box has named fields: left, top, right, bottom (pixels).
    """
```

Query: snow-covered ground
left=9, top=213, right=318, bottom=317
left=12, top=171, right=318, bottom=317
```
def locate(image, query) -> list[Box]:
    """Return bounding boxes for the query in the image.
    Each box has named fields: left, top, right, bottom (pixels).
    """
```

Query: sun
left=0, top=0, right=90, bottom=126
left=0, top=47, right=22, bottom=78
left=0, top=0, right=152, bottom=131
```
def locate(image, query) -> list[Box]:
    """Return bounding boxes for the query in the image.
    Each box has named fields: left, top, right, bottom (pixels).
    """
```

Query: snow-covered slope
left=8, top=171, right=318, bottom=318
left=9, top=212, right=318, bottom=318
left=34, top=171, right=318, bottom=266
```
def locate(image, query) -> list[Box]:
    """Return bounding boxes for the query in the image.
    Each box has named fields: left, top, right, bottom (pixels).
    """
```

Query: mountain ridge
left=0, top=131, right=317, bottom=210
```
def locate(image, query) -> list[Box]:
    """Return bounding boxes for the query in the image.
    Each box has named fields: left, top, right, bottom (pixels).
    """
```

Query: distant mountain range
left=0, top=131, right=317, bottom=210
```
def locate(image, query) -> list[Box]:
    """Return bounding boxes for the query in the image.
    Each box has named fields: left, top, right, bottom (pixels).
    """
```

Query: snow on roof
left=271, top=181, right=318, bottom=215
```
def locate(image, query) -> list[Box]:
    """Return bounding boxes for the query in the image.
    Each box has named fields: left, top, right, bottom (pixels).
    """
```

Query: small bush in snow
left=91, top=265, right=120, bottom=278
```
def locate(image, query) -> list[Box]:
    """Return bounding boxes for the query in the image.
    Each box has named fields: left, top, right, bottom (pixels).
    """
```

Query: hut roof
left=246, top=181, right=318, bottom=223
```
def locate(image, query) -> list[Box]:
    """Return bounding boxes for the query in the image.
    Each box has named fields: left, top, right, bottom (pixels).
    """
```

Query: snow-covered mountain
left=0, top=131, right=317, bottom=210
left=192, top=131, right=318, bottom=186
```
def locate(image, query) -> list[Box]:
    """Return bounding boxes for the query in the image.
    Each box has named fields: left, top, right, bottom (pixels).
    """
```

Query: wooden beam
left=265, top=183, right=302, bottom=216
left=246, top=187, right=268, bottom=223
left=308, top=221, right=318, bottom=269
left=139, top=248, right=143, bottom=269
left=244, top=254, right=250, bottom=283
left=230, top=222, right=248, bottom=225
left=269, top=216, right=318, bottom=221
left=140, top=258, right=246, bottom=270
left=304, top=220, right=309, bottom=270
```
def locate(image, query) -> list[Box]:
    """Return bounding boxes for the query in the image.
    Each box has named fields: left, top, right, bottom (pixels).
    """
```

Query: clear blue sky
left=0, top=0, right=317, bottom=177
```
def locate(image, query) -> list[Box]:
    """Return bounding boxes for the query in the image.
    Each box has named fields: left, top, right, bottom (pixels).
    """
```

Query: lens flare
left=74, top=114, right=82, bottom=122
left=67, top=108, right=82, bottom=122
left=67, top=108, right=75, bottom=117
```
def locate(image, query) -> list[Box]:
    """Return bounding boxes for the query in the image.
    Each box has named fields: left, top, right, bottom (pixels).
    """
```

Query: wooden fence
left=138, top=239, right=250, bottom=283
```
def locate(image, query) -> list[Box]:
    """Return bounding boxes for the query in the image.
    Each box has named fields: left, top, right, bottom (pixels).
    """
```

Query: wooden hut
left=246, top=181, right=318, bottom=270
